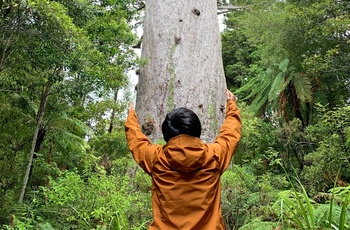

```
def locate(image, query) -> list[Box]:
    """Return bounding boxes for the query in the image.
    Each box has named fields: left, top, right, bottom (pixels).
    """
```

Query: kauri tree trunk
left=136, top=0, right=227, bottom=142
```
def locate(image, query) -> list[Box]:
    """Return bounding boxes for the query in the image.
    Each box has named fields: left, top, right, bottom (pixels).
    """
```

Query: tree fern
left=237, top=58, right=312, bottom=122
left=236, top=68, right=273, bottom=115
left=47, top=114, right=92, bottom=167
left=268, top=71, right=290, bottom=103
left=292, top=73, right=312, bottom=102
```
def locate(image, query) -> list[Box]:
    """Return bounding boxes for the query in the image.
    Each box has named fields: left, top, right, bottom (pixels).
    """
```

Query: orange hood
left=163, top=135, right=207, bottom=172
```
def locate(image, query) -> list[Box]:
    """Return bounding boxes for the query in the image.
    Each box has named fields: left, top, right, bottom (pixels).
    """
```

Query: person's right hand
left=226, top=89, right=236, bottom=102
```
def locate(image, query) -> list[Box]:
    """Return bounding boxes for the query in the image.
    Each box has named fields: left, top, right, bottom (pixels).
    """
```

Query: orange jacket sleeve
left=211, top=99, right=242, bottom=174
left=124, top=110, right=161, bottom=175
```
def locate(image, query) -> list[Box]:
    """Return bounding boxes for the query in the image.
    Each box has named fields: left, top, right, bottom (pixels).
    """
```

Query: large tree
left=136, top=0, right=227, bottom=142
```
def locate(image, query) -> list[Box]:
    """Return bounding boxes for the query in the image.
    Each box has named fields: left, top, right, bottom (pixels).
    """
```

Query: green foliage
left=278, top=179, right=316, bottom=229
left=239, top=219, right=281, bottom=230
left=233, top=103, right=277, bottom=170
left=336, top=186, right=350, bottom=230
left=90, top=131, right=130, bottom=160
left=0, top=0, right=139, bottom=224
left=223, top=4, right=350, bottom=229
left=302, top=105, right=350, bottom=194
left=225, top=0, right=349, bottom=126
left=4, top=163, right=152, bottom=229
left=276, top=179, right=350, bottom=229
left=221, top=166, right=287, bottom=228
left=236, top=58, right=312, bottom=124
left=221, top=13, right=259, bottom=91
left=235, top=68, right=271, bottom=116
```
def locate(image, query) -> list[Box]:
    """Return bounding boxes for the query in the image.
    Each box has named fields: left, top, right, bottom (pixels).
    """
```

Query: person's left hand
left=128, top=101, right=134, bottom=113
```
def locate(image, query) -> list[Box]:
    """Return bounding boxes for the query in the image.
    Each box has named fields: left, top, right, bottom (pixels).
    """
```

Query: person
left=125, top=89, right=242, bottom=229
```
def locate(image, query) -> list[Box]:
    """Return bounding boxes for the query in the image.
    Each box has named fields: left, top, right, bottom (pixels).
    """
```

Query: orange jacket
left=125, top=100, right=241, bottom=229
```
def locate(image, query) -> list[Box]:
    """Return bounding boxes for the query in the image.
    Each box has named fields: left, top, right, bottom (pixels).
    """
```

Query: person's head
left=162, top=107, right=202, bottom=142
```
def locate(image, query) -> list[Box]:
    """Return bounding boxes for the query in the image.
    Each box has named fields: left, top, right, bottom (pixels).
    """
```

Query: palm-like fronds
left=292, top=73, right=312, bottom=103
left=49, top=114, right=91, bottom=138
left=237, top=68, right=273, bottom=115
left=236, top=59, right=312, bottom=121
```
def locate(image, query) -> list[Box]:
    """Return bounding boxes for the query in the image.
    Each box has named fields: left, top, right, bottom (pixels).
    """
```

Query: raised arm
left=124, top=102, right=160, bottom=174
left=213, top=89, right=242, bottom=173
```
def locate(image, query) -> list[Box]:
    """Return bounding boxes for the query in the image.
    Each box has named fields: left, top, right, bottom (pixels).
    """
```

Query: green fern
left=237, top=69, right=273, bottom=115
left=292, top=73, right=312, bottom=102
left=268, top=72, right=288, bottom=102
left=237, top=58, right=311, bottom=118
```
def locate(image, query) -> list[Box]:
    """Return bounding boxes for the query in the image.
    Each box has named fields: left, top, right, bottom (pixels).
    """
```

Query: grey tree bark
left=136, top=0, right=227, bottom=142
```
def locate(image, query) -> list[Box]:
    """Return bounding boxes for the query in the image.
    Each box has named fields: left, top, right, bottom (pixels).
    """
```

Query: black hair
left=162, top=107, right=202, bottom=142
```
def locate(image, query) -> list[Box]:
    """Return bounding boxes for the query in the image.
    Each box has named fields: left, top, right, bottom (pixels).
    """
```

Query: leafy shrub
left=3, top=168, right=152, bottom=230
left=275, top=178, right=350, bottom=230
left=302, top=105, right=350, bottom=195
left=221, top=166, right=285, bottom=229
left=233, top=103, right=277, bottom=173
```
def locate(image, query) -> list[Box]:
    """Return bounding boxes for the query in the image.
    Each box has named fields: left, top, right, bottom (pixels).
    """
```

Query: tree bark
left=19, top=81, right=51, bottom=203
left=136, top=0, right=227, bottom=142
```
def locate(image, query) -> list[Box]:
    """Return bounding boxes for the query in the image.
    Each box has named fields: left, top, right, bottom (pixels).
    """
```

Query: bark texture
left=136, top=0, right=227, bottom=142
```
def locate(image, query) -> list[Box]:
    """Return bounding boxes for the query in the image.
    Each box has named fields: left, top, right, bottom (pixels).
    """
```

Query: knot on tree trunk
left=174, top=35, right=181, bottom=44
left=142, top=117, right=154, bottom=136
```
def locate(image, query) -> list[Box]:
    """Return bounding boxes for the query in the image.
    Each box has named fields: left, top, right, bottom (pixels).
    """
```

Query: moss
left=166, top=43, right=177, bottom=112
left=155, top=139, right=166, bottom=145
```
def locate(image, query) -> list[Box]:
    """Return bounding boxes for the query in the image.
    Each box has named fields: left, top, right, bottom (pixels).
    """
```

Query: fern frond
left=51, top=114, right=92, bottom=136
left=278, top=59, right=290, bottom=72
left=236, top=75, right=262, bottom=98
left=292, top=73, right=312, bottom=102
left=53, top=128, right=89, bottom=154
left=252, top=84, right=273, bottom=116
left=268, top=72, right=286, bottom=102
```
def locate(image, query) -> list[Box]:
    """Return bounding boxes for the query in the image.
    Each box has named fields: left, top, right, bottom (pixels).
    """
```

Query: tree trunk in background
left=136, top=0, right=227, bottom=142
left=19, top=82, right=51, bottom=203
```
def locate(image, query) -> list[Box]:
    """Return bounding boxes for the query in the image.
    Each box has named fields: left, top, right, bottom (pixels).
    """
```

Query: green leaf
left=339, top=190, right=350, bottom=230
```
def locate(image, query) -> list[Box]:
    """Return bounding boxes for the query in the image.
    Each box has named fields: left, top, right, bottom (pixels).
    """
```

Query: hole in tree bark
left=220, top=104, right=225, bottom=112
left=192, top=8, right=200, bottom=16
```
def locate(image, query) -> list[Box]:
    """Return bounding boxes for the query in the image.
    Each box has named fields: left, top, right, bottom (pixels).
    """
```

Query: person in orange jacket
left=125, top=89, right=242, bottom=229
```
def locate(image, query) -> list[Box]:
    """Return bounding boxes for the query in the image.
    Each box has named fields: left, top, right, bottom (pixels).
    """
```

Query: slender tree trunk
left=108, top=89, right=119, bottom=133
left=136, top=0, right=227, bottom=142
left=45, top=139, right=53, bottom=189
left=19, top=81, right=51, bottom=203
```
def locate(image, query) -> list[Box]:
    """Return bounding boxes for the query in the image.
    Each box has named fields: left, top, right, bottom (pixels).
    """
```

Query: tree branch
left=217, top=5, right=247, bottom=11
left=217, top=5, right=251, bottom=15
